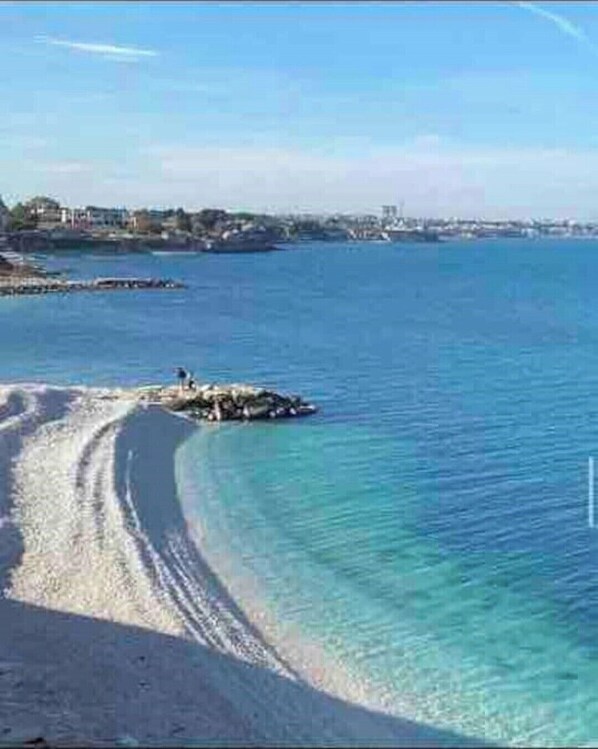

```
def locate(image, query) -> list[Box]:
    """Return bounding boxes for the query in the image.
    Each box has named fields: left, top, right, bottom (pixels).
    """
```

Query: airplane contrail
left=516, top=1, right=598, bottom=54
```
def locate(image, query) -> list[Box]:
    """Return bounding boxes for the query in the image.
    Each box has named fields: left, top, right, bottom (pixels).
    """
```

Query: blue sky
left=3, top=1, right=598, bottom=217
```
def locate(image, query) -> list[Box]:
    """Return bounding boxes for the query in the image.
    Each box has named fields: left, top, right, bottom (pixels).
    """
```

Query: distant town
left=2, top=195, right=598, bottom=253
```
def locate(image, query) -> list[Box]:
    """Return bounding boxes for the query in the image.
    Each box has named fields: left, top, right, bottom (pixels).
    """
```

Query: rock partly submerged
left=133, top=383, right=318, bottom=422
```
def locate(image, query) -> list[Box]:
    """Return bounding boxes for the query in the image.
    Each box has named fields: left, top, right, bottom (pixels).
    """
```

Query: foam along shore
left=0, top=384, right=483, bottom=747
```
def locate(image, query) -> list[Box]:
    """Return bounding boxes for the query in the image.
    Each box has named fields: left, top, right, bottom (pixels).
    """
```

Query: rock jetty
left=136, top=383, right=318, bottom=422
left=0, top=250, right=45, bottom=279
left=0, top=277, right=184, bottom=297
left=0, top=250, right=185, bottom=298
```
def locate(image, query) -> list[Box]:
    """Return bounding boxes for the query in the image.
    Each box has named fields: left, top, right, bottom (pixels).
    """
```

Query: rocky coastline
left=135, top=383, right=318, bottom=422
left=5, top=230, right=282, bottom=255
left=0, top=250, right=185, bottom=297
left=0, top=276, right=184, bottom=297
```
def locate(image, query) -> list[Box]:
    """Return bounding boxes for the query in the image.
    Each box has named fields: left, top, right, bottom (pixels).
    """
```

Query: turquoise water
left=4, top=240, right=598, bottom=744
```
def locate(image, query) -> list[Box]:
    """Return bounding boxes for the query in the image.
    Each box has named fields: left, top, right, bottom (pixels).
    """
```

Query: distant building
left=127, top=209, right=167, bottom=233
left=61, top=206, right=128, bottom=230
left=27, top=196, right=62, bottom=228
left=86, top=206, right=128, bottom=229
left=382, top=205, right=398, bottom=223
left=60, top=207, right=87, bottom=227
left=27, top=196, right=60, bottom=215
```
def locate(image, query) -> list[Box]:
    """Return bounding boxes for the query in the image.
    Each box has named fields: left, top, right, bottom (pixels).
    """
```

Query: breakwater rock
left=136, top=383, right=318, bottom=422
left=0, top=277, right=184, bottom=297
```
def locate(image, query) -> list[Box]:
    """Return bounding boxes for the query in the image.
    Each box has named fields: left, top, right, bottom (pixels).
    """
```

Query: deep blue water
left=4, top=240, right=598, bottom=745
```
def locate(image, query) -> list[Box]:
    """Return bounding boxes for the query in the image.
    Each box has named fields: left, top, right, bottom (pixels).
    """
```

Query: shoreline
left=0, top=383, right=481, bottom=747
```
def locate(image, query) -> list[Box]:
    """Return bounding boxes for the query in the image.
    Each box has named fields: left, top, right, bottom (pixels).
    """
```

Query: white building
left=127, top=209, right=167, bottom=232
left=61, top=206, right=128, bottom=229
left=21, top=197, right=62, bottom=228
left=382, top=205, right=398, bottom=223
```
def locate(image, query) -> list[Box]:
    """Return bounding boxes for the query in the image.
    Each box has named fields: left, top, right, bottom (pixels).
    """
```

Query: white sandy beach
left=0, top=384, right=479, bottom=747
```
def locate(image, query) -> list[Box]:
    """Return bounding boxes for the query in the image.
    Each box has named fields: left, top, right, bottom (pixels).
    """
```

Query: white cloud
left=35, top=35, right=158, bottom=61
left=134, top=139, right=598, bottom=218
left=8, top=137, right=598, bottom=218
left=516, top=2, right=598, bottom=54
left=33, top=161, right=91, bottom=174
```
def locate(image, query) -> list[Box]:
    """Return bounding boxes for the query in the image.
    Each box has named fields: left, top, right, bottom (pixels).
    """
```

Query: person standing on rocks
left=175, top=367, right=188, bottom=394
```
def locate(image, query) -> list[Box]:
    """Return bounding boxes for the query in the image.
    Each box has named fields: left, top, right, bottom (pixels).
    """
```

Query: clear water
left=4, top=240, right=598, bottom=745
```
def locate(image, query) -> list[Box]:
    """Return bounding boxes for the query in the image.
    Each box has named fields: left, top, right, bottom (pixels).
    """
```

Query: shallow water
left=4, top=240, right=598, bottom=745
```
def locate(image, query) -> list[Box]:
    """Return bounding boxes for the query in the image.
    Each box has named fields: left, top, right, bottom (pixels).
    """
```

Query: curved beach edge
left=0, top=383, right=485, bottom=747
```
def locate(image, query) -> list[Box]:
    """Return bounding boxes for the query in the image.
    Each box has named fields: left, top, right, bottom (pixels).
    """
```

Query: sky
left=3, top=1, right=598, bottom=218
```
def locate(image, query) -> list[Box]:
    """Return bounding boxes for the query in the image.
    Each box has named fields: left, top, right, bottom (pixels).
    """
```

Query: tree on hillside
left=174, top=207, right=192, bottom=233
left=8, top=203, right=37, bottom=231
left=25, top=196, right=60, bottom=210
left=194, top=208, right=228, bottom=232
left=133, top=211, right=162, bottom=235
left=288, top=219, right=325, bottom=238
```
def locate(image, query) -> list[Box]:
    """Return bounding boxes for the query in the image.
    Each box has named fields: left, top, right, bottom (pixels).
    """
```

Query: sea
left=3, top=238, right=598, bottom=746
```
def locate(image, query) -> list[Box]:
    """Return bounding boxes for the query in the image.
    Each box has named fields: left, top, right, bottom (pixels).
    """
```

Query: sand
left=0, top=384, right=481, bottom=747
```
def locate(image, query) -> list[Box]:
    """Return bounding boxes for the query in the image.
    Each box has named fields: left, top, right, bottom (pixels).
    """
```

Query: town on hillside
left=2, top=195, right=598, bottom=254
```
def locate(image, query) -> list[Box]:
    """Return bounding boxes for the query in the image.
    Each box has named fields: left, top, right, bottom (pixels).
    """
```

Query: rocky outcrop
left=0, top=277, right=184, bottom=297
left=137, top=383, right=317, bottom=422
left=0, top=252, right=46, bottom=279
left=0, top=254, right=13, bottom=273
left=203, top=239, right=280, bottom=253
